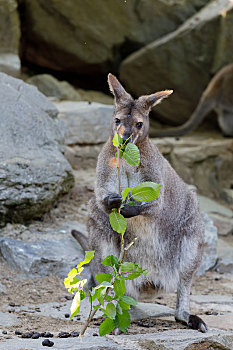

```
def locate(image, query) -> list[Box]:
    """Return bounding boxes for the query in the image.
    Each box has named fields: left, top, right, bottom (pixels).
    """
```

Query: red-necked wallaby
left=72, top=74, right=207, bottom=333
left=151, top=63, right=233, bottom=137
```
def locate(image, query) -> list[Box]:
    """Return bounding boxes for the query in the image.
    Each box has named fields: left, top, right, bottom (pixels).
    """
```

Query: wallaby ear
left=108, top=73, right=130, bottom=102
left=139, top=90, right=173, bottom=110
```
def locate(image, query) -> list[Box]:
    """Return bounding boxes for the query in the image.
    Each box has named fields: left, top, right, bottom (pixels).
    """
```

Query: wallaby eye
left=115, top=118, right=121, bottom=125
left=136, top=122, right=143, bottom=129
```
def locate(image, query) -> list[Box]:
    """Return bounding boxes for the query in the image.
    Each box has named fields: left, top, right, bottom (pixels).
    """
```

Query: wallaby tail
left=71, top=229, right=88, bottom=252
left=150, top=97, right=216, bottom=138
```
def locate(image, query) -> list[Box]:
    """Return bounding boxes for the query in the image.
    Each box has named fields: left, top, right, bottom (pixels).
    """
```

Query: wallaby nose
left=122, top=134, right=132, bottom=144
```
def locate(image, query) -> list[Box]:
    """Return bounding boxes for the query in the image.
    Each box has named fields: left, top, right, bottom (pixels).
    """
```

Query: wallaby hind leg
left=175, top=275, right=207, bottom=333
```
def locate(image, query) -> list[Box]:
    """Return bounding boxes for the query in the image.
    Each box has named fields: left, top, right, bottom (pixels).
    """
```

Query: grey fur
left=75, top=74, right=207, bottom=332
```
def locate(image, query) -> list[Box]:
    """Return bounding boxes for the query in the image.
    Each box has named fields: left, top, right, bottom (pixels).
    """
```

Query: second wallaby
left=150, top=63, right=233, bottom=137
left=72, top=74, right=207, bottom=333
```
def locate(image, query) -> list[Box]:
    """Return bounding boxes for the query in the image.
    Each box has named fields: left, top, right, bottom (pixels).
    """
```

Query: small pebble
left=2, top=330, right=7, bottom=335
left=21, top=332, right=33, bottom=338
left=9, top=302, right=15, bottom=307
left=64, top=313, right=70, bottom=318
left=15, top=329, right=22, bottom=335
left=42, top=339, right=54, bottom=347
left=58, top=331, right=70, bottom=338
left=92, top=333, right=98, bottom=336
left=42, top=332, right=53, bottom=338
left=70, top=331, right=79, bottom=337
left=32, top=332, right=40, bottom=339
left=64, top=295, right=72, bottom=300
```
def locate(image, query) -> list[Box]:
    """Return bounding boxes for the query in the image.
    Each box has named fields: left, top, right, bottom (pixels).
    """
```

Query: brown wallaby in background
left=72, top=74, right=207, bottom=333
left=151, top=63, right=233, bottom=137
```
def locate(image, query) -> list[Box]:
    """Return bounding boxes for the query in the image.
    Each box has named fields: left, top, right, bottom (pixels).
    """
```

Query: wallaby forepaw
left=188, top=314, right=207, bottom=333
left=104, top=193, right=122, bottom=210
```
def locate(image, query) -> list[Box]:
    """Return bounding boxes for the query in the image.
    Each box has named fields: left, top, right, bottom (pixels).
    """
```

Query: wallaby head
left=108, top=73, right=173, bottom=144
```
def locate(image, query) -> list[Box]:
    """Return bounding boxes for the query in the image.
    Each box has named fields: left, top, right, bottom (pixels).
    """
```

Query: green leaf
left=112, top=133, right=123, bottom=147
left=121, top=188, right=132, bottom=202
left=120, top=296, right=137, bottom=306
left=123, top=143, right=140, bottom=166
left=119, top=262, right=135, bottom=273
left=115, top=309, right=131, bottom=333
left=114, top=279, right=125, bottom=298
left=77, top=251, right=95, bottom=272
left=101, top=255, right=119, bottom=269
left=118, top=299, right=130, bottom=310
left=126, top=272, right=141, bottom=280
left=105, top=295, right=113, bottom=302
left=105, top=303, right=116, bottom=319
left=116, top=303, right=123, bottom=315
left=70, top=291, right=81, bottom=319
left=128, top=201, right=136, bottom=206
left=131, top=182, right=161, bottom=202
left=68, top=268, right=77, bottom=279
left=95, top=273, right=112, bottom=284
left=109, top=212, right=127, bottom=235
left=99, top=317, right=115, bottom=336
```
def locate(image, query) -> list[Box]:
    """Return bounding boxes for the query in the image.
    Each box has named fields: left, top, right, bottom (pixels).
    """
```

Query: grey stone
left=0, top=73, right=74, bottom=224
left=215, top=239, right=233, bottom=274
left=65, top=145, right=102, bottom=170
left=198, top=195, right=233, bottom=218
left=197, top=212, right=218, bottom=275
left=0, top=336, right=124, bottom=350
left=209, top=213, right=233, bottom=236
left=0, top=236, right=91, bottom=282
left=221, top=189, right=233, bottom=206
left=0, top=282, right=7, bottom=295
left=153, top=137, right=233, bottom=203
left=0, top=53, right=20, bottom=77
left=55, top=101, right=114, bottom=145
left=0, top=311, right=19, bottom=327
left=27, top=74, right=83, bottom=101
left=130, top=302, right=174, bottom=321
left=190, top=294, right=233, bottom=313
left=109, top=329, right=233, bottom=350
left=120, top=1, right=233, bottom=125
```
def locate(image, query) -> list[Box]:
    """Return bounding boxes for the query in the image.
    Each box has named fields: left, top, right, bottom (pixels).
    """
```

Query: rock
left=215, top=239, right=233, bottom=274
left=0, top=282, right=7, bottom=295
left=0, top=336, right=123, bottom=350
left=198, top=195, right=233, bottom=218
left=190, top=294, right=233, bottom=313
left=55, top=101, right=114, bottom=145
left=110, top=329, right=233, bottom=350
left=0, top=53, right=20, bottom=77
left=21, top=0, right=208, bottom=75
left=120, top=1, right=233, bottom=125
left=0, top=311, right=18, bottom=327
left=209, top=213, right=233, bottom=236
left=152, top=137, right=233, bottom=202
left=220, top=189, right=233, bottom=206
left=130, top=303, right=174, bottom=321
left=0, top=236, right=92, bottom=281
left=0, top=73, right=74, bottom=225
left=65, top=145, right=102, bottom=170
left=197, top=213, right=218, bottom=275
left=0, top=0, right=20, bottom=76
left=26, top=74, right=82, bottom=101
left=77, top=89, right=113, bottom=105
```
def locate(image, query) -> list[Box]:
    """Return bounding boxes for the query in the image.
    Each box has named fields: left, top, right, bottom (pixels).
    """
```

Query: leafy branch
left=64, top=133, right=161, bottom=336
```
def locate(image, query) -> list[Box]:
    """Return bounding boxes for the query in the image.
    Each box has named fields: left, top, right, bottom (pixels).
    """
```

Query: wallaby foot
left=175, top=311, right=207, bottom=333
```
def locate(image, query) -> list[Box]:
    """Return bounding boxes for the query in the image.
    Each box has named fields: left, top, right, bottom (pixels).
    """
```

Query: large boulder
left=0, top=73, right=74, bottom=225
left=120, top=0, right=233, bottom=125
left=0, top=0, right=20, bottom=76
left=20, top=0, right=208, bottom=75
left=55, top=101, right=114, bottom=145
